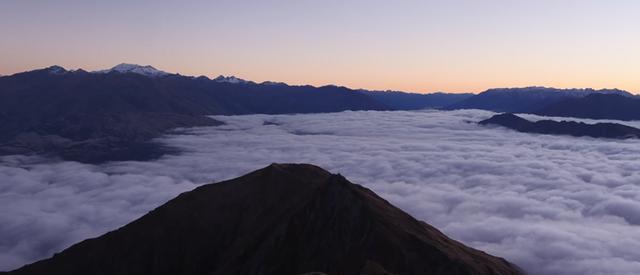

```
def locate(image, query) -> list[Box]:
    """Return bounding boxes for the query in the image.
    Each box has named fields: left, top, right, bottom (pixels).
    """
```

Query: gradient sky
left=1, top=0, right=638, bottom=93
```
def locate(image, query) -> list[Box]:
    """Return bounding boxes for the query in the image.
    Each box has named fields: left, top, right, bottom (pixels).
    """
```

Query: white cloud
left=2, top=109, right=640, bottom=275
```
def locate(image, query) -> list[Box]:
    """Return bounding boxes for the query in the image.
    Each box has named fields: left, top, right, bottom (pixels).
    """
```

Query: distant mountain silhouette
left=536, top=93, right=640, bottom=121
left=7, top=65, right=637, bottom=163
left=5, top=164, right=523, bottom=275
left=447, top=87, right=633, bottom=113
left=479, top=113, right=640, bottom=139
left=361, top=90, right=473, bottom=110
left=0, top=65, right=391, bottom=162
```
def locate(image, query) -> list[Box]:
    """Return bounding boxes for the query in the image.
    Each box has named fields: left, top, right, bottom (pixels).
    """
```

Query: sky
left=1, top=0, right=639, bottom=93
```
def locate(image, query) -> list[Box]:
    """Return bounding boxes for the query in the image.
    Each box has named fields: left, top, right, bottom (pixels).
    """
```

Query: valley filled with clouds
left=2, top=110, right=640, bottom=275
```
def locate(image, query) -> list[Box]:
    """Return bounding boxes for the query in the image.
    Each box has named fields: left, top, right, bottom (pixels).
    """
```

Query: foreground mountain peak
left=95, top=63, right=169, bottom=77
left=7, top=163, right=522, bottom=275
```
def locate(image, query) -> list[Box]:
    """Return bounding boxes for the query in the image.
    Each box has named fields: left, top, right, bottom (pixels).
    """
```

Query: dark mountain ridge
left=0, top=64, right=476, bottom=162
left=536, top=93, right=640, bottom=121
left=0, top=65, right=392, bottom=162
left=4, top=163, right=522, bottom=275
left=359, top=90, right=474, bottom=110
left=446, top=86, right=634, bottom=113
left=479, top=113, right=640, bottom=139
left=5, top=64, right=637, bottom=163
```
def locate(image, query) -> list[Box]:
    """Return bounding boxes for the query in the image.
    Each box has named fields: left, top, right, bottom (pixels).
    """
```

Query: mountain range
left=446, top=86, right=634, bottom=113
left=0, top=64, right=467, bottom=162
left=535, top=93, right=640, bottom=120
left=361, top=90, right=473, bottom=110
left=4, top=163, right=523, bottom=275
left=2, top=64, right=640, bottom=163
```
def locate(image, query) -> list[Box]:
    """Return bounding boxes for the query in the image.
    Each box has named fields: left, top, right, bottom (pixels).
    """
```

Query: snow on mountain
left=45, top=65, right=68, bottom=74
left=90, top=64, right=278, bottom=85
left=94, top=63, right=170, bottom=77
left=213, top=75, right=253, bottom=84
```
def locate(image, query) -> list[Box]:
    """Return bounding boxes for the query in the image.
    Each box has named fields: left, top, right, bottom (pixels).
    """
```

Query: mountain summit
left=6, top=163, right=522, bottom=275
left=94, top=63, right=170, bottom=77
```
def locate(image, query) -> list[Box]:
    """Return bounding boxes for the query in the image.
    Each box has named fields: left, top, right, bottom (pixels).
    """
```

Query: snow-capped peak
left=213, top=75, right=251, bottom=84
left=45, top=65, right=68, bottom=74
left=94, top=63, right=170, bottom=77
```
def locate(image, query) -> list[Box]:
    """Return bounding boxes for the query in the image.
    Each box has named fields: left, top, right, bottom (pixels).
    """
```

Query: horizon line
left=2, top=63, right=637, bottom=95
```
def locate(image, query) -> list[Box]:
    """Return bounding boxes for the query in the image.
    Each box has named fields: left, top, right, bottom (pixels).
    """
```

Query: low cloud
left=2, top=109, right=640, bottom=274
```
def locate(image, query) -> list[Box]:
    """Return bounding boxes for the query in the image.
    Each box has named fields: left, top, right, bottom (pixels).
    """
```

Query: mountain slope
left=536, top=93, right=640, bottom=121
left=6, top=164, right=522, bottom=275
left=479, top=113, right=640, bottom=139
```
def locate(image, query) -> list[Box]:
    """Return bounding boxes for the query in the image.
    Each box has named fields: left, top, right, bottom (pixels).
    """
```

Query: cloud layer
left=2, top=110, right=640, bottom=274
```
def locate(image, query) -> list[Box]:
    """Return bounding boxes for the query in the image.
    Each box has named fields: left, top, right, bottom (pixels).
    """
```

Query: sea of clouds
left=2, top=109, right=640, bottom=274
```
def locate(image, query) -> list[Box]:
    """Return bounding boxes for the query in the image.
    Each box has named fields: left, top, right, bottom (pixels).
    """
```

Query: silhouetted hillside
left=480, top=113, right=640, bottom=139
left=6, top=164, right=522, bottom=275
